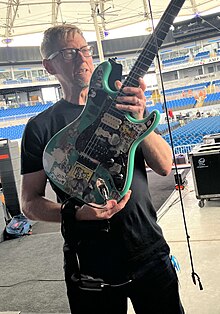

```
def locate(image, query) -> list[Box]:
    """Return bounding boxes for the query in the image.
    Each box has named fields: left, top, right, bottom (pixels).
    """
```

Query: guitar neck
left=121, top=0, right=185, bottom=90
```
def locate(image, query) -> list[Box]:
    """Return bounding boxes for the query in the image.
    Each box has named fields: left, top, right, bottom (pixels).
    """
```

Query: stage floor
left=0, top=169, right=219, bottom=314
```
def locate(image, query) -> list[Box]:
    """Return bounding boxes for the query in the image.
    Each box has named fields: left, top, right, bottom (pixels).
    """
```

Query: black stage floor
left=148, top=169, right=176, bottom=211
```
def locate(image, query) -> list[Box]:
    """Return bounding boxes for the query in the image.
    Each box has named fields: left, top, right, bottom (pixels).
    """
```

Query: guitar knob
left=113, top=173, right=124, bottom=191
left=109, top=134, right=120, bottom=146
left=116, top=174, right=124, bottom=180
left=107, top=158, right=115, bottom=166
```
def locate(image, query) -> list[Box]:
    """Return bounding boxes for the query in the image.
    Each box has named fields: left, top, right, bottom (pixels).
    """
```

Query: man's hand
left=75, top=190, right=131, bottom=221
left=114, top=78, right=172, bottom=176
left=115, top=77, right=147, bottom=120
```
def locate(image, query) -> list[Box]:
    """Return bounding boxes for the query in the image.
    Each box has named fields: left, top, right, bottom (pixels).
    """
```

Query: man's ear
left=42, top=59, right=56, bottom=75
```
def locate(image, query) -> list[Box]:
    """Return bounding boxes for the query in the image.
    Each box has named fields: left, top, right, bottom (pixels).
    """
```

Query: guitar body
left=43, top=60, right=160, bottom=204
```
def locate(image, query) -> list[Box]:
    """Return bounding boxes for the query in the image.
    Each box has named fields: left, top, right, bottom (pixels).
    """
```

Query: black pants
left=65, top=253, right=185, bottom=314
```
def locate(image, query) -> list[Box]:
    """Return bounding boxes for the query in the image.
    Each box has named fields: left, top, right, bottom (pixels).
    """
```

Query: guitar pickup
left=101, top=113, right=122, bottom=130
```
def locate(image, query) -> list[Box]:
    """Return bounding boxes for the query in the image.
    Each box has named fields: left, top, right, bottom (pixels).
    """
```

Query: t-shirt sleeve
left=21, top=119, right=45, bottom=174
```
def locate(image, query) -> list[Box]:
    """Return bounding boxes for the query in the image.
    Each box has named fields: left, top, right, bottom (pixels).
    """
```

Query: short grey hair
left=40, top=24, right=84, bottom=59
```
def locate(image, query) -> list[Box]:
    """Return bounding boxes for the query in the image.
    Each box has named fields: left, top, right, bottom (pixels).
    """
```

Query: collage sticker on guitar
left=43, top=0, right=185, bottom=205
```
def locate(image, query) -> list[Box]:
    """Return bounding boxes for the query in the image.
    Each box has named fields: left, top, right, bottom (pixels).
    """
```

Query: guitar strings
left=83, top=4, right=179, bottom=158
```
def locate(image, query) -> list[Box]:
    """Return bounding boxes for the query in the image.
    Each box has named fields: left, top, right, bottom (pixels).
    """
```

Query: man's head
left=41, top=24, right=94, bottom=91
left=40, top=24, right=83, bottom=59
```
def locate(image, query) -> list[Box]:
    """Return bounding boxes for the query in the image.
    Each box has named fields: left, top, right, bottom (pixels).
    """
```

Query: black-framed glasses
left=47, top=45, right=94, bottom=61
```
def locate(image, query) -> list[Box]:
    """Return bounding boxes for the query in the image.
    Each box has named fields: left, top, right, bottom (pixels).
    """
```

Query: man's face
left=49, top=32, right=94, bottom=89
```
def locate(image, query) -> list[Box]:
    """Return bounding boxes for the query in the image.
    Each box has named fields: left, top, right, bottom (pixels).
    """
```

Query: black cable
left=72, top=252, right=132, bottom=291
left=61, top=194, right=107, bottom=213
left=157, top=189, right=191, bottom=222
left=147, top=0, right=203, bottom=290
left=0, top=279, right=64, bottom=288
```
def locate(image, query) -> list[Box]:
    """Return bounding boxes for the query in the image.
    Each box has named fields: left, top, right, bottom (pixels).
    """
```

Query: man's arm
left=21, top=170, right=131, bottom=222
left=141, top=131, right=173, bottom=176
left=21, top=170, right=62, bottom=222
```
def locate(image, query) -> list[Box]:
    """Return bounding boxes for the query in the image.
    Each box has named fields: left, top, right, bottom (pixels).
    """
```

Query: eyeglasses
left=47, top=45, right=94, bottom=61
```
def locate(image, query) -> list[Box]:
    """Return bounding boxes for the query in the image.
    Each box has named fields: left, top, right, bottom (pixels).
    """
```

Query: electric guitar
left=43, top=0, right=185, bottom=204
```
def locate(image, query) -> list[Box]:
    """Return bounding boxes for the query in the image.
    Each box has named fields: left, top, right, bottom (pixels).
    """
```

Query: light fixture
left=1, top=38, right=13, bottom=44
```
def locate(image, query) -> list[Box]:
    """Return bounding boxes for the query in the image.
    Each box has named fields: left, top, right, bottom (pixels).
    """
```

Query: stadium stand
left=157, top=121, right=180, bottom=134
left=194, top=50, right=210, bottom=60
left=162, top=116, right=220, bottom=147
left=203, top=92, right=220, bottom=106
left=162, top=55, right=189, bottom=66
left=164, top=82, right=210, bottom=95
left=147, top=97, right=197, bottom=112
left=0, top=124, right=26, bottom=140
left=161, top=49, right=211, bottom=68
left=0, top=102, right=53, bottom=120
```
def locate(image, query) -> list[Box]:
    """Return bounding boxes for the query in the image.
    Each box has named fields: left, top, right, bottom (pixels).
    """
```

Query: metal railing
left=174, top=144, right=197, bottom=155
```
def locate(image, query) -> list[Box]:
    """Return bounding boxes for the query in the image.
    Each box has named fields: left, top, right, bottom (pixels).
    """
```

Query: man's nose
left=77, top=51, right=87, bottom=62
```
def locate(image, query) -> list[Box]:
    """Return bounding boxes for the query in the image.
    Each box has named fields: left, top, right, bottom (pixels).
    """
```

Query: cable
left=0, top=279, right=64, bottom=288
left=157, top=189, right=191, bottom=222
left=147, top=0, right=203, bottom=290
left=61, top=194, right=108, bottom=213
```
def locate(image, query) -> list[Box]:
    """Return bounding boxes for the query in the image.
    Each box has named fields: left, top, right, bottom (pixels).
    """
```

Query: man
left=21, top=25, right=184, bottom=313
left=168, top=108, right=174, bottom=121
left=196, top=110, right=201, bottom=118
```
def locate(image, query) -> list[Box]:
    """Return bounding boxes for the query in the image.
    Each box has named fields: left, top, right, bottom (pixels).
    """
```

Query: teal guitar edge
left=117, top=109, right=161, bottom=200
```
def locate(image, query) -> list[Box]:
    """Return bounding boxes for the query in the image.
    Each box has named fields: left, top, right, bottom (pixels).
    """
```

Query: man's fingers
left=76, top=190, right=132, bottom=220
left=117, top=190, right=132, bottom=208
left=98, top=190, right=132, bottom=218
left=114, top=80, right=122, bottom=90
left=138, top=77, right=147, bottom=92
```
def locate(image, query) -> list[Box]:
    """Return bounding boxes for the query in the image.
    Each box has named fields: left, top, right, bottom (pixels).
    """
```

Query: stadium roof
left=0, top=0, right=219, bottom=39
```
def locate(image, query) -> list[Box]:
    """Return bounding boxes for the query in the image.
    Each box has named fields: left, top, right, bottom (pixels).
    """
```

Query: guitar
left=43, top=0, right=185, bottom=205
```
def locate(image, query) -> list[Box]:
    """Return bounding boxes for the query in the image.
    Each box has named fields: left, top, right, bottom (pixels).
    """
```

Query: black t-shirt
left=21, top=99, right=84, bottom=174
left=21, top=98, right=169, bottom=282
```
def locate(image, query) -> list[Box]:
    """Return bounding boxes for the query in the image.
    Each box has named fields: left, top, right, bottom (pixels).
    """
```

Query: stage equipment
left=174, top=169, right=188, bottom=190
left=175, top=153, right=188, bottom=165
left=0, top=139, right=21, bottom=217
left=203, top=133, right=220, bottom=144
left=189, top=143, right=220, bottom=207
